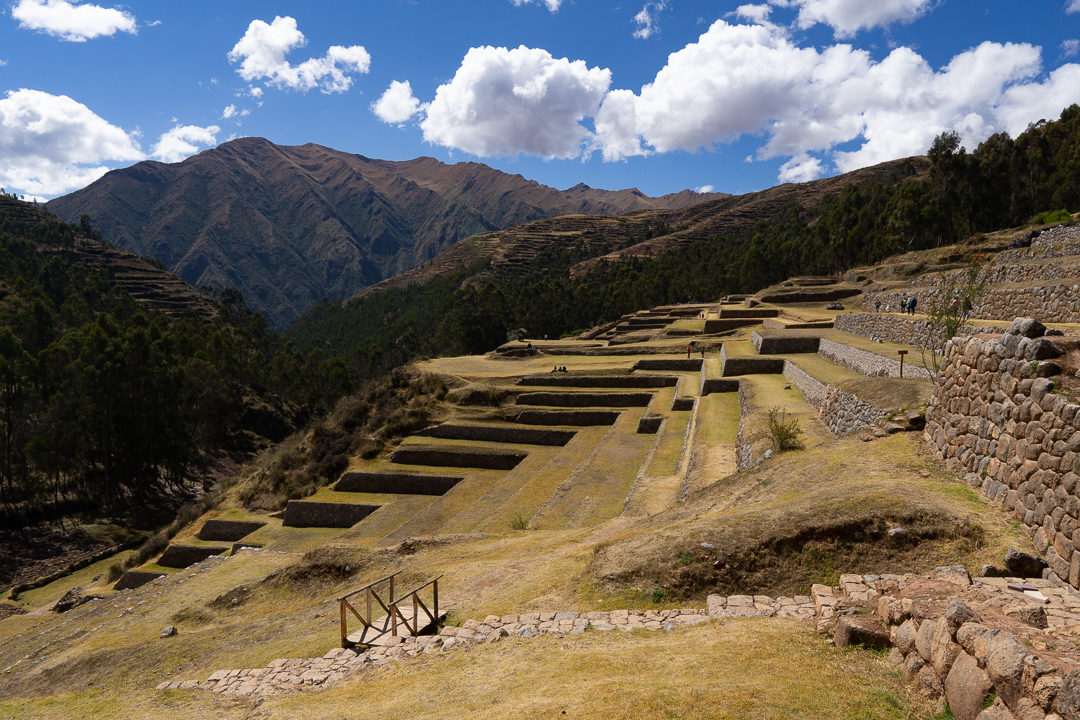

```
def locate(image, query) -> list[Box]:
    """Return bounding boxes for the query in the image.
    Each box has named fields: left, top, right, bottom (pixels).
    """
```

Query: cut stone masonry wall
left=926, top=320, right=1080, bottom=589
left=835, top=313, right=996, bottom=353
left=782, top=360, right=886, bottom=435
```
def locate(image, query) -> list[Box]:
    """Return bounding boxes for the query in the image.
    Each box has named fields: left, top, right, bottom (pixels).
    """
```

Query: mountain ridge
left=46, top=138, right=727, bottom=329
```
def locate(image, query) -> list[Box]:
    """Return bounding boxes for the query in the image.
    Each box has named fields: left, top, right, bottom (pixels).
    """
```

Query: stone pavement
left=156, top=595, right=816, bottom=697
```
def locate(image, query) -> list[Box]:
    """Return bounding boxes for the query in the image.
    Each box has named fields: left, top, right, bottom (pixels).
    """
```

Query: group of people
left=897, top=296, right=918, bottom=315
left=550, top=365, right=568, bottom=373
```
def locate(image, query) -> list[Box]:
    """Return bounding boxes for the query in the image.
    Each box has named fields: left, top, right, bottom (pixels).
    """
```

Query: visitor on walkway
left=908, top=297, right=917, bottom=315
left=900, top=295, right=907, bottom=313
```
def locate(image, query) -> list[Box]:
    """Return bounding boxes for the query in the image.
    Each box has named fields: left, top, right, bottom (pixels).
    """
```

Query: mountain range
left=47, top=138, right=725, bottom=329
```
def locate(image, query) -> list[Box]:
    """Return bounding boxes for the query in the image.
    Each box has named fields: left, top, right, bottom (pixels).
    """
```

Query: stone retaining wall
left=513, top=409, right=621, bottom=426
left=156, top=545, right=229, bottom=569
left=750, top=331, right=821, bottom=354
left=834, top=313, right=998, bottom=353
left=719, top=345, right=786, bottom=377
left=517, top=375, right=677, bottom=388
left=514, top=391, right=653, bottom=407
left=819, top=336, right=933, bottom=379
left=736, top=381, right=753, bottom=471
left=781, top=361, right=886, bottom=435
left=925, top=320, right=1080, bottom=588
left=390, top=446, right=527, bottom=470
left=197, top=520, right=266, bottom=542
left=867, top=285, right=1080, bottom=325
left=634, top=359, right=703, bottom=372
left=415, top=424, right=576, bottom=446
left=334, top=472, right=463, bottom=495
left=282, top=501, right=379, bottom=528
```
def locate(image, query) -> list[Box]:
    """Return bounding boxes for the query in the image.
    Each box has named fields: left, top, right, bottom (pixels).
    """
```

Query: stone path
left=156, top=595, right=815, bottom=697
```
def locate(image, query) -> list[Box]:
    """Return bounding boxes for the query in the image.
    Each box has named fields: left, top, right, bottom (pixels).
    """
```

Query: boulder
left=933, top=565, right=973, bottom=587
left=1004, top=548, right=1047, bottom=578
left=915, top=664, right=943, bottom=699
left=160, top=625, right=178, bottom=638
left=1007, top=318, right=1047, bottom=339
left=1027, top=338, right=1064, bottom=360
left=976, top=698, right=1017, bottom=720
left=53, top=587, right=102, bottom=613
left=986, top=632, right=1027, bottom=707
left=916, top=619, right=936, bottom=662
left=893, top=619, right=918, bottom=655
left=1054, top=673, right=1080, bottom=716
left=931, top=617, right=962, bottom=675
left=945, top=652, right=994, bottom=720
left=1005, top=605, right=1048, bottom=630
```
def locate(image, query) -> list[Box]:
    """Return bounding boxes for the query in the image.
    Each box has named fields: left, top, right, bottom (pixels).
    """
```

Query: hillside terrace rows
left=95, top=292, right=957, bottom=589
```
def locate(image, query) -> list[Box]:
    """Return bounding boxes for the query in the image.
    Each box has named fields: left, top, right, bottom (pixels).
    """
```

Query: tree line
left=0, top=199, right=351, bottom=527
left=288, top=104, right=1080, bottom=381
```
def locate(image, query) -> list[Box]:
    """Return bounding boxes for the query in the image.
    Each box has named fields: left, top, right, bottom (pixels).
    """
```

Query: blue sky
left=1, top=0, right=1079, bottom=200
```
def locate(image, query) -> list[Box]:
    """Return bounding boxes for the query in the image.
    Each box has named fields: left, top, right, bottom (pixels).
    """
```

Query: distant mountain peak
left=47, top=138, right=719, bottom=329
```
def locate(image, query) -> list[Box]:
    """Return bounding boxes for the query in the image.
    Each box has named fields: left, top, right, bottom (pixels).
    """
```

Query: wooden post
left=433, top=579, right=439, bottom=630
left=366, top=588, right=372, bottom=634
left=340, top=600, right=347, bottom=648
left=413, top=593, right=418, bottom=629
left=389, top=575, right=397, bottom=635
left=898, top=349, right=908, bottom=378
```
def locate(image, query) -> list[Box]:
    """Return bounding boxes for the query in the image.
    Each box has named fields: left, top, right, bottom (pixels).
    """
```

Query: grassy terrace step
left=516, top=375, right=677, bottom=388
left=684, top=391, right=740, bottom=496
left=514, top=391, right=653, bottom=407
left=436, top=444, right=566, bottom=533
left=531, top=407, right=653, bottom=529
left=334, top=471, right=464, bottom=495
left=783, top=353, right=932, bottom=411
left=633, top=358, right=703, bottom=371
left=379, top=468, right=509, bottom=542
left=738, top=374, right=833, bottom=468
left=282, top=500, right=379, bottom=528
left=719, top=308, right=780, bottom=318
left=513, top=409, right=621, bottom=426
left=333, top=496, right=439, bottom=545
left=414, top=423, right=576, bottom=446
left=196, top=520, right=266, bottom=542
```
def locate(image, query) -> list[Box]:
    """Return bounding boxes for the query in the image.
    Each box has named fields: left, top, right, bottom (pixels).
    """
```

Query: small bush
left=509, top=511, right=529, bottom=531
left=1032, top=208, right=1072, bottom=225
left=106, top=563, right=123, bottom=583
left=651, top=588, right=665, bottom=603
left=766, top=407, right=804, bottom=451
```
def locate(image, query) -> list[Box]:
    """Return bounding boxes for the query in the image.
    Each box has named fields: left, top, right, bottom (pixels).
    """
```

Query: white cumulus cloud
left=222, top=104, right=250, bottom=121
left=632, top=1, right=668, bottom=39
left=420, top=45, right=611, bottom=159
left=227, top=16, right=371, bottom=94
left=509, top=0, right=562, bottom=11
left=12, top=0, right=136, bottom=42
left=372, top=80, right=422, bottom=125
left=1068, top=0, right=1080, bottom=13
left=782, top=0, right=934, bottom=37
left=0, top=88, right=144, bottom=197
left=1064, top=39, right=1080, bottom=58
left=694, top=184, right=715, bottom=193
left=151, top=124, right=220, bottom=163
left=595, top=19, right=1072, bottom=182
left=778, top=154, right=825, bottom=182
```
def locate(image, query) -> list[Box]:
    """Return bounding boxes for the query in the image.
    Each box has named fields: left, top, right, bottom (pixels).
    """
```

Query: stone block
left=833, top=615, right=889, bottom=650
left=945, top=652, right=994, bottom=720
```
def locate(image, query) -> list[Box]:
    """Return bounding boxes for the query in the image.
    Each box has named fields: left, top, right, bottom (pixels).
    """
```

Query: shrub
left=105, top=563, right=124, bottom=583
left=1032, top=208, right=1073, bottom=225
left=651, top=588, right=665, bottom=603
left=509, top=511, right=529, bottom=530
left=766, top=407, right=804, bottom=451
